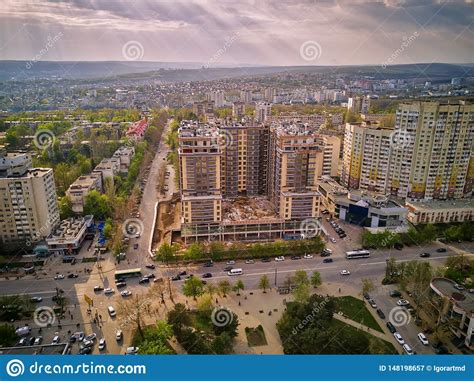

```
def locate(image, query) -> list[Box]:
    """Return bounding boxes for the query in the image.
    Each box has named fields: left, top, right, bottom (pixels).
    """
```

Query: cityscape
left=0, top=0, right=473, bottom=371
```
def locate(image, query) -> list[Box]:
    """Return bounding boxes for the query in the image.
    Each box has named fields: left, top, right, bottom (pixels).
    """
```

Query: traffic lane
left=371, top=287, right=434, bottom=355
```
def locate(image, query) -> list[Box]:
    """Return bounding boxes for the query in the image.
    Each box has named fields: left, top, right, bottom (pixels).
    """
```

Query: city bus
left=114, top=268, right=142, bottom=280
left=345, top=250, right=370, bottom=259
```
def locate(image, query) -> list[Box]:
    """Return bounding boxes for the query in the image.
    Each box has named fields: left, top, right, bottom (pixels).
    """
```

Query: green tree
left=233, top=279, right=245, bottom=296
left=182, top=277, right=205, bottom=300
left=259, top=275, right=270, bottom=293
left=361, top=278, right=375, bottom=295
left=293, top=270, right=309, bottom=287
left=0, top=324, right=18, bottom=347
left=83, top=190, right=112, bottom=220
left=217, top=280, right=232, bottom=297
left=292, top=283, right=310, bottom=303
left=138, top=321, right=174, bottom=354
left=156, top=243, right=175, bottom=264
left=58, top=196, right=74, bottom=219
left=310, top=271, right=322, bottom=288
left=184, top=242, right=205, bottom=261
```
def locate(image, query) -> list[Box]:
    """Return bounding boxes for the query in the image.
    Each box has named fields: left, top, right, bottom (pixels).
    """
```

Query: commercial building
left=318, top=177, right=407, bottom=229
left=430, top=278, right=474, bottom=349
left=66, top=174, right=102, bottom=214
left=389, top=101, right=474, bottom=200
left=0, top=148, right=60, bottom=245
left=406, top=199, right=473, bottom=225
left=342, top=122, right=393, bottom=194
left=46, top=215, right=94, bottom=255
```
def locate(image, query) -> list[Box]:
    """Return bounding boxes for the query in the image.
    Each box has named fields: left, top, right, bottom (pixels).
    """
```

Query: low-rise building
left=112, top=146, right=135, bottom=173
left=406, top=199, right=474, bottom=225
left=430, top=278, right=474, bottom=349
left=46, top=215, right=94, bottom=255
left=66, top=174, right=102, bottom=214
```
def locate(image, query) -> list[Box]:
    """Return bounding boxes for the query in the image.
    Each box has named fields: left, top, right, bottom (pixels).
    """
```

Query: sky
left=0, top=0, right=473, bottom=66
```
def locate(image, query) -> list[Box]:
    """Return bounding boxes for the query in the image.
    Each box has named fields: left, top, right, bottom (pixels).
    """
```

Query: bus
left=345, top=250, right=370, bottom=259
left=114, top=268, right=142, bottom=280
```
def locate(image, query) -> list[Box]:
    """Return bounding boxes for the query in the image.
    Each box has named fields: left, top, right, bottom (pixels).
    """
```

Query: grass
left=331, top=319, right=397, bottom=354
left=335, top=296, right=383, bottom=333
left=245, top=325, right=268, bottom=347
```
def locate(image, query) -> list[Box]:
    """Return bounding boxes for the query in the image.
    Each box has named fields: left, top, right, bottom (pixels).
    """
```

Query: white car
left=417, top=332, right=429, bottom=346
left=275, top=256, right=285, bottom=262
left=340, top=270, right=351, bottom=276
left=245, top=259, right=255, bottom=264
left=125, top=346, right=139, bottom=355
left=104, top=288, right=115, bottom=295
left=403, top=343, right=413, bottom=355
left=52, top=335, right=61, bottom=344
left=303, top=254, right=313, bottom=259
left=116, top=330, right=123, bottom=341
left=393, top=332, right=405, bottom=345
left=135, top=233, right=141, bottom=238
left=30, top=296, right=43, bottom=303
left=54, top=274, right=64, bottom=280
left=330, top=237, right=336, bottom=243
left=98, top=338, right=106, bottom=351
left=121, top=290, right=132, bottom=297
left=84, top=333, right=97, bottom=342
left=397, top=299, right=410, bottom=306
left=226, top=260, right=236, bottom=265
left=33, top=336, right=43, bottom=345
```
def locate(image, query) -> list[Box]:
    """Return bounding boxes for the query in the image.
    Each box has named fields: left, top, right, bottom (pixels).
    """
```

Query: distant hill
left=0, top=60, right=472, bottom=82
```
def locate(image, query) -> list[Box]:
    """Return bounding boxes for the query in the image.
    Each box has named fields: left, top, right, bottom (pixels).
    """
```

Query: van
left=228, top=268, right=243, bottom=276
left=107, top=306, right=116, bottom=317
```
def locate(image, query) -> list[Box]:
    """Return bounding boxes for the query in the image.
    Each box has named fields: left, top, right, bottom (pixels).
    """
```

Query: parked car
left=52, top=336, right=61, bottom=344
left=33, top=336, right=43, bottom=345
left=145, top=264, right=156, bottom=269
left=330, top=237, right=336, bottom=243
left=394, top=242, right=403, bottom=250
left=54, top=274, right=64, bottom=280
left=275, top=256, right=285, bottom=262
left=454, top=283, right=465, bottom=291
left=245, top=259, right=255, bottom=264
left=202, top=273, right=212, bottom=278
left=393, top=332, right=405, bottom=345
left=376, top=309, right=385, bottom=319
left=116, top=282, right=127, bottom=288
left=138, top=277, right=150, bottom=284
left=363, top=292, right=370, bottom=300
left=178, top=271, right=187, bottom=276
left=290, top=255, right=301, bottom=260
left=98, top=338, right=106, bottom=351
left=323, top=258, right=333, bottom=263
left=340, top=270, right=350, bottom=276
left=116, top=330, right=123, bottom=341
left=386, top=322, right=396, bottom=334
left=93, top=285, right=104, bottom=292
left=223, top=266, right=233, bottom=272
left=403, top=343, right=414, bottom=355
left=417, top=332, right=429, bottom=345
left=203, top=262, right=214, bottom=267
left=261, top=257, right=271, bottom=263
left=29, top=336, right=36, bottom=346
left=226, top=260, right=236, bottom=265
left=121, top=290, right=132, bottom=297
left=389, top=290, right=401, bottom=297
left=68, top=273, right=79, bottom=279
left=133, top=243, right=139, bottom=250
left=397, top=299, right=410, bottom=307
left=125, top=346, right=139, bottom=355
left=104, top=288, right=115, bottom=295
left=303, top=254, right=313, bottom=259
left=368, top=299, right=377, bottom=309
left=84, top=333, right=97, bottom=342
left=170, top=275, right=181, bottom=281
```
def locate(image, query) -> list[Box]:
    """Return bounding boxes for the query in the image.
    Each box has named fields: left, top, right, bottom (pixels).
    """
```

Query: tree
left=138, top=321, right=174, bottom=354
left=184, top=242, right=205, bottom=261
left=361, top=278, right=375, bottom=295
left=0, top=324, right=18, bottom=347
left=259, top=275, right=270, bottom=293
left=310, top=271, right=322, bottom=288
left=156, top=243, right=175, bottom=264
left=292, top=283, right=310, bottom=303
left=182, top=277, right=205, bottom=300
left=293, top=270, right=309, bottom=287
left=233, top=279, right=245, bottom=296
left=217, top=280, right=232, bottom=297
left=83, top=190, right=112, bottom=220
left=205, top=283, right=217, bottom=298
left=118, top=294, right=151, bottom=340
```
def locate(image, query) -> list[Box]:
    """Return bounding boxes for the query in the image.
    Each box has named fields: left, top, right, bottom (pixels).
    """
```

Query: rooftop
left=178, top=121, right=219, bottom=138
left=407, top=199, right=474, bottom=211
left=222, top=197, right=278, bottom=223
left=431, top=277, right=474, bottom=315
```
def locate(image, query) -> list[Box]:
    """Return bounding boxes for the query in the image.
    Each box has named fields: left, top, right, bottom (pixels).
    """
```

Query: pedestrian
left=338, top=287, right=341, bottom=293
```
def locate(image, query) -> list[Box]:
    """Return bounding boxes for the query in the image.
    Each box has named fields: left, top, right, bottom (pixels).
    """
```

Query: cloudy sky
left=0, top=0, right=473, bottom=66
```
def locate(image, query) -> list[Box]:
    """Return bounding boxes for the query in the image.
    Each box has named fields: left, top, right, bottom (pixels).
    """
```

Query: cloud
left=0, top=0, right=472, bottom=65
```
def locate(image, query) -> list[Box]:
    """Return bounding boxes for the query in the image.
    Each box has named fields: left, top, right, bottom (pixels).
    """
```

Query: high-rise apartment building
left=0, top=148, right=60, bottom=245
left=342, top=122, right=393, bottom=194
left=232, top=102, right=245, bottom=119
left=347, top=95, right=371, bottom=114
left=255, top=102, right=272, bottom=122
left=192, top=101, right=215, bottom=117
left=389, top=101, right=474, bottom=200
